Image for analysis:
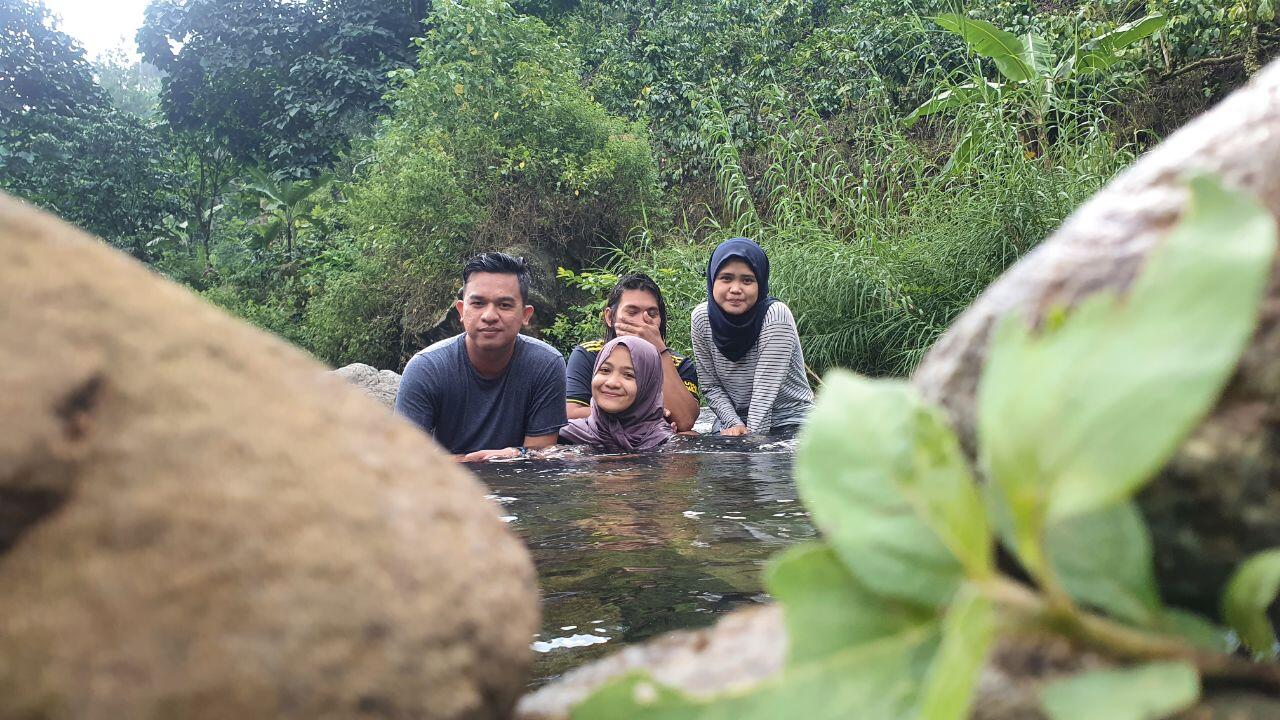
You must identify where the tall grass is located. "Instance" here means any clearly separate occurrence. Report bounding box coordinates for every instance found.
[601,85,1135,377]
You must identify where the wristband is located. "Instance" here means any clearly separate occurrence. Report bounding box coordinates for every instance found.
[516,446,529,458]
[659,348,672,355]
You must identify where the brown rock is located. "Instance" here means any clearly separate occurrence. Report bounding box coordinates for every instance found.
[911,59,1280,615]
[0,194,539,719]
[332,363,402,408]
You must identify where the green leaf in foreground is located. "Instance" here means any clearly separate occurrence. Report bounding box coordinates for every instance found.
[978,175,1277,578]
[918,587,995,720]
[1159,608,1229,653]
[1040,662,1200,720]
[1046,501,1162,627]
[765,543,935,665]
[570,627,936,720]
[797,372,990,606]
[1222,548,1280,655]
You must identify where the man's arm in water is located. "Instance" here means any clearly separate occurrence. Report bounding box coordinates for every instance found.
[459,433,557,462]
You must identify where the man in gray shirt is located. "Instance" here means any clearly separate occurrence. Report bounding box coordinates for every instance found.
[394,253,566,461]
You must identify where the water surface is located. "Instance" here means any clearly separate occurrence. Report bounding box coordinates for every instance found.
[471,433,816,685]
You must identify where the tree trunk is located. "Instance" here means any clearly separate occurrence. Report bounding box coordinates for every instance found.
[1247,24,1262,76]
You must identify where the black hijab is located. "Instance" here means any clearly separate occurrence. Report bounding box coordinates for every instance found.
[706,237,776,362]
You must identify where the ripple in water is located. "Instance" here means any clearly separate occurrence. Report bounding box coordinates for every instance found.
[470,432,816,685]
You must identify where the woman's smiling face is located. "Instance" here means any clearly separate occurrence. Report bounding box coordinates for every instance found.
[591,345,637,414]
[711,259,759,315]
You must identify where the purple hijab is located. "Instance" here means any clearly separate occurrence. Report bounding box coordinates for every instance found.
[559,336,674,452]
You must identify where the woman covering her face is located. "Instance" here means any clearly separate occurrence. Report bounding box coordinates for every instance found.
[690,237,814,436]
[558,336,675,452]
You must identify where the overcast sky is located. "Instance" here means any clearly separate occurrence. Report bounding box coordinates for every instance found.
[44,0,151,60]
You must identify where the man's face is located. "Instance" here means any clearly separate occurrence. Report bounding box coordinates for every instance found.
[605,289,661,333]
[456,272,532,352]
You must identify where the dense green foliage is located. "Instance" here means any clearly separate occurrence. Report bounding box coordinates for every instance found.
[285,0,660,366]
[92,48,163,118]
[137,0,429,174]
[1,0,178,257]
[573,175,1280,720]
[2,106,181,258]
[2,0,1277,372]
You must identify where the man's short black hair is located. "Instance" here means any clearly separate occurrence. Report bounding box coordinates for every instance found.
[604,272,668,341]
[461,252,531,304]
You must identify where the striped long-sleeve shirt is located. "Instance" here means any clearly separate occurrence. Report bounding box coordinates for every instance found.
[691,301,814,432]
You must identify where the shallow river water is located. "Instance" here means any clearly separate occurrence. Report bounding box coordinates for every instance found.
[470,433,817,685]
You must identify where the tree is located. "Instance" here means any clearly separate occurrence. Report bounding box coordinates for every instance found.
[2,108,182,257]
[0,0,107,120]
[0,0,178,257]
[304,0,661,366]
[174,133,235,274]
[93,46,163,117]
[137,0,430,176]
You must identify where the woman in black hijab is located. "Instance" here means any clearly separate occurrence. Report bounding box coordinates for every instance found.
[690,238,814,436]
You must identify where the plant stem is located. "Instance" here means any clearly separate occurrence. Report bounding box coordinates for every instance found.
[982,576,1280,693]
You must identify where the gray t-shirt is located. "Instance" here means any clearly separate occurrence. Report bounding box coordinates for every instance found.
[394,333,567,454]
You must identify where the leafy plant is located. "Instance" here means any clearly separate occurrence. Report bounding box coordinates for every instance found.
[906,11,1167,161]
[137,0,427,176]
[241,167,332,256]
[544,267,619,352]
[571,175,1279,719]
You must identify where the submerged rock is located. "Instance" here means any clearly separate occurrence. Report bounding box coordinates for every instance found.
[332,362,402,408]
[911,58,1280,616]
[0,195,538,719]
[517,605,785,719]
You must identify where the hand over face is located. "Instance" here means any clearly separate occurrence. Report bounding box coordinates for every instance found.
[613,315,665,352]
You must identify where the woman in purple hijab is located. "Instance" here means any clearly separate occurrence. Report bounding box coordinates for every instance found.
[558,336,675,452]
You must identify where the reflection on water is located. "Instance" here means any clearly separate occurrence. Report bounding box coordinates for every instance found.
[471,433,816,685]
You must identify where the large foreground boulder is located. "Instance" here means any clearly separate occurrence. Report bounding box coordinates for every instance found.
[0,195,539,719]
[912,59,1280,616]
